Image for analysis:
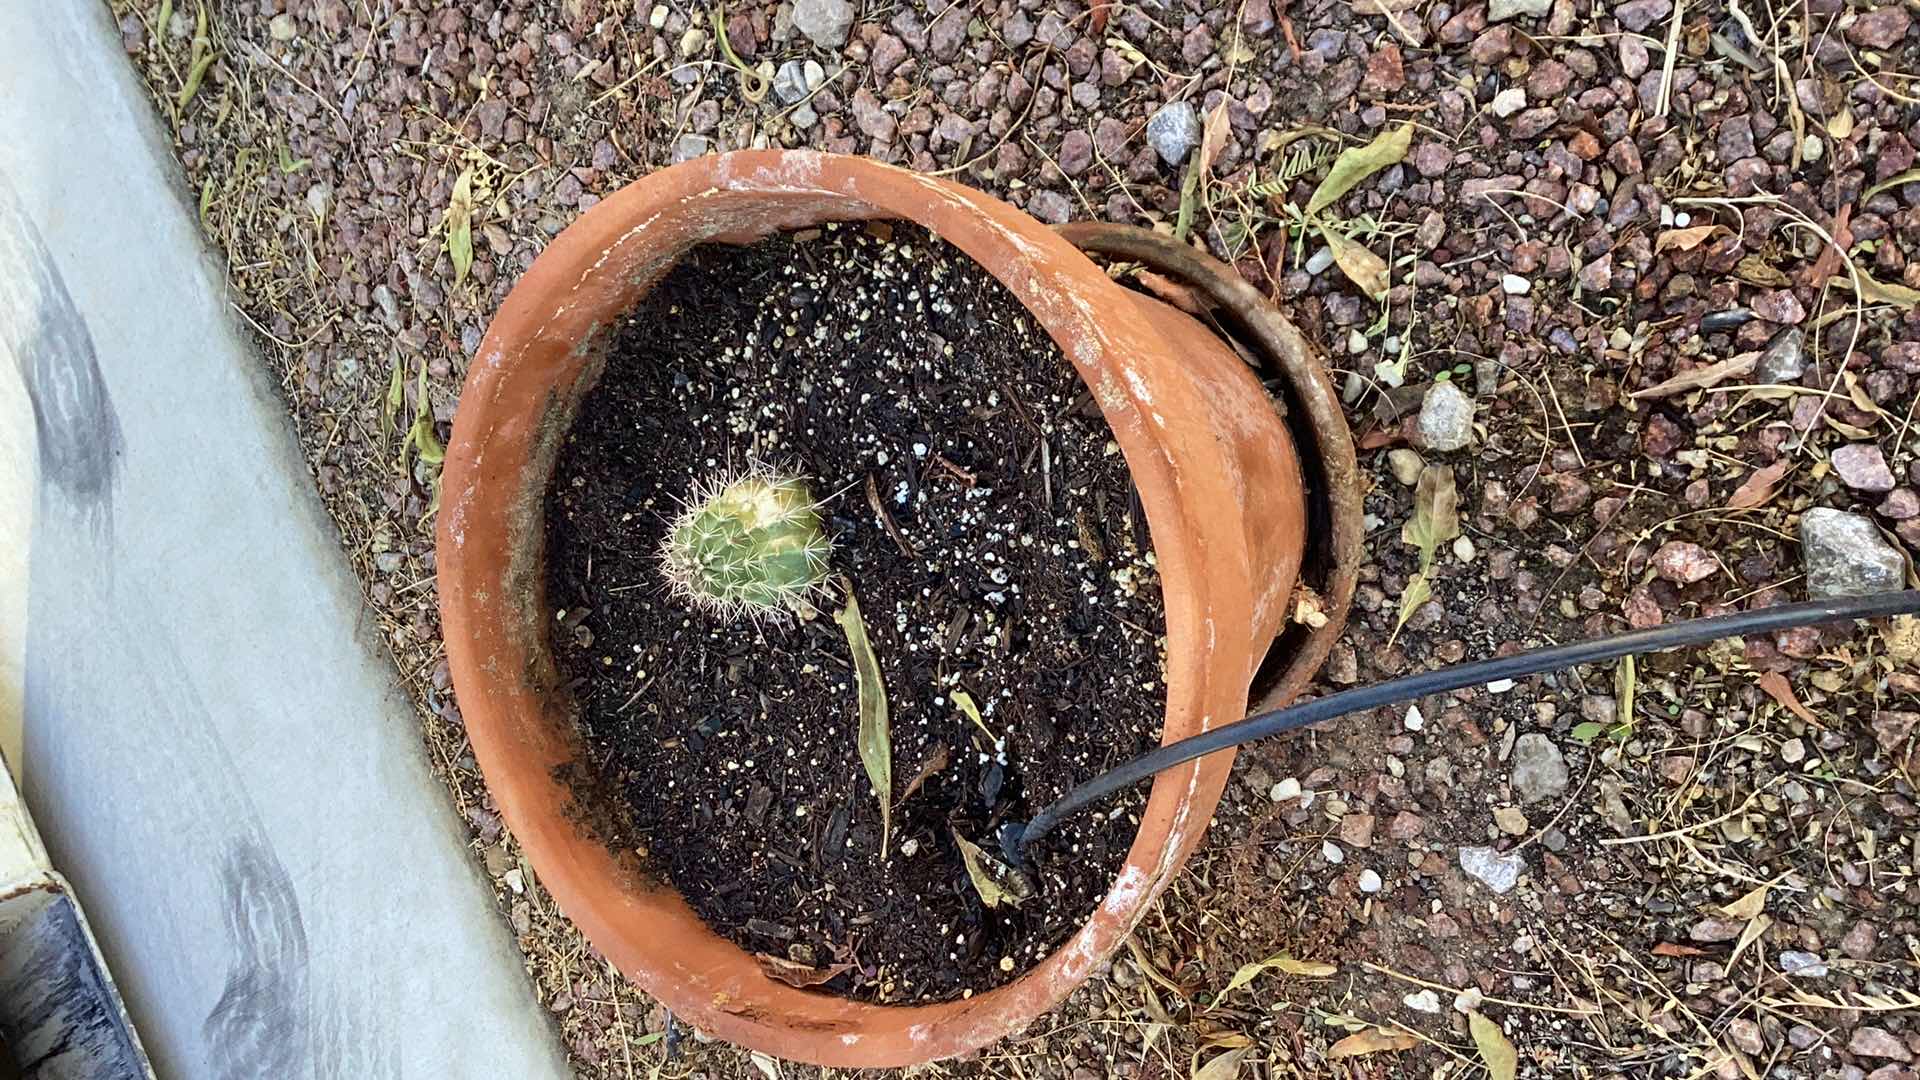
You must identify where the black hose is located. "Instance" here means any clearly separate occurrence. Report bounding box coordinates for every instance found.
[1002,590,1920,861]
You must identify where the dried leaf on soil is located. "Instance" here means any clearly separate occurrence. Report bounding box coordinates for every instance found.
[1402,464,1460,567]
[1735,255,1793,287]
[953,689,994,740]
[952,829,1031,909]
[749,1051,781,1079]
[1656,224,1721,252]
[755,953,853,988]
[1468,1012,1518,1080]
[1727,460,1790,510]
[1199,101,1231,177]
[1389,572,1431,648]
[1756,671,1819,725]
[1652,941,1709,957]
[1191,1046,1252,1080]
[1628,352,1757,398]
[1327,1027,1421,1057]
[897,743,950,805]
[1307,122,1412,216]
[835,586,892,856]
[1218,952,1337,1001]
[447,165,475,287]
[1858,271,1920,309]
[1321,228,1390,300]
[1721,883,1770,921]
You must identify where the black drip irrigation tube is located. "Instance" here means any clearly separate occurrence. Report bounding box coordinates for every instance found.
[1001,590,1920,864]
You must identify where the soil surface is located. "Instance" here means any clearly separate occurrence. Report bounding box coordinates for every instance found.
[543,221,1165,1002]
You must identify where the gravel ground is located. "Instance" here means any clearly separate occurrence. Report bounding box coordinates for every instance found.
[108,0,1920,1075]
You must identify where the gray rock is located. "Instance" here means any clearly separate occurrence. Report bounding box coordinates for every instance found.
[1510,734,1569,803]
[1800,507,1906,598]
[670,134,711,162]
[790,102,818,129]
[1415,380,1475,451]
[1779,950,1827,977]
[1755,326,1804,383]
[1459,846,1523,894]
[791,0,852,48]
[1145,101,1200,166]
[773,59,810,104]
[1489,0,1552,19]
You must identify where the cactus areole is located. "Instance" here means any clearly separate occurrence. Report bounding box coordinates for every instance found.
[661,468,831,620]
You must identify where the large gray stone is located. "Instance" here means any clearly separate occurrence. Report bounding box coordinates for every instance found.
[791,0,853,48]
[1801,508,1906,598]
[1754,326,1804,383]
[1415,379,1476,451]
[1459,846,1523,894]
[1510,734,1569,803]
[1146,100,1200,166]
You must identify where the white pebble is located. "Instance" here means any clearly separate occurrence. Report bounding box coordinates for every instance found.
[1486,678,1516,693]
[1358,868,1383,893]
[1322,841,1345,864]
[1453,534,1477,563]
[1270,777,1302,802]
[1404,989,1442,1013]
[1404,705,1425,732]
[1305,246,1335,275]
[1500,273,1532,295]
[1674,211,1691,227]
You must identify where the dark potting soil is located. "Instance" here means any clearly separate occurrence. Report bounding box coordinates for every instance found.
[543,221,1166,1003]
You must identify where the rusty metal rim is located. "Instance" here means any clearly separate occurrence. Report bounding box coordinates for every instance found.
[1054,222,1363,715]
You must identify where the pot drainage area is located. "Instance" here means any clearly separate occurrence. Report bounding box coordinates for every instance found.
[543,220,1162,1002]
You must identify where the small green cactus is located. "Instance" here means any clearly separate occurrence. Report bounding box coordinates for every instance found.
[660,466,833,621]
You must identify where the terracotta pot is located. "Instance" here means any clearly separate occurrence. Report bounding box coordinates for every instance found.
[437,151,1307,1067]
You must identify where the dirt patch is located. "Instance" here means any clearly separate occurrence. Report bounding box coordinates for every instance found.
[543,220,1164,1002]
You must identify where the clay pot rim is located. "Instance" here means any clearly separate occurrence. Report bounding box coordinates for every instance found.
[1052,222,1361,712]
[437,151,1301,1066]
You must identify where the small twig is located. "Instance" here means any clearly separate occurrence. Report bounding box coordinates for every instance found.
[1655,0,1685,118]
[865,473,915,557]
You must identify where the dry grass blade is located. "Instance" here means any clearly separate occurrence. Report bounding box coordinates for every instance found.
[1468,1011,1518,1080]
[1628,353,1758,399]
[1306,122,1411,216]
[834,584,891,856]
[1864,167,1920,202]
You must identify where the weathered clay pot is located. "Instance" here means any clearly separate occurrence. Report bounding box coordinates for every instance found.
[437,150,1306,1066]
